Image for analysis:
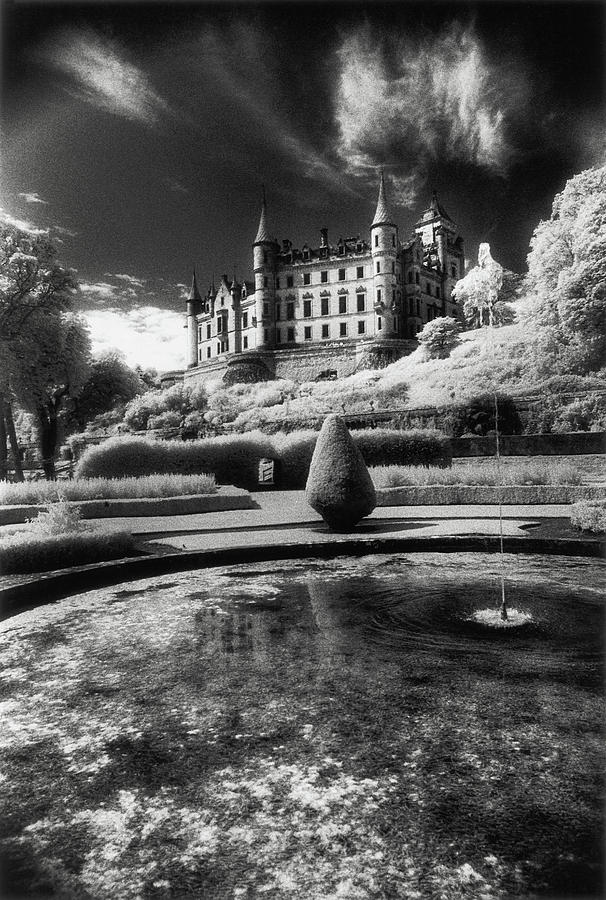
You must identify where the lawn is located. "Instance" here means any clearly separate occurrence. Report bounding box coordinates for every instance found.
[0,553,603,899]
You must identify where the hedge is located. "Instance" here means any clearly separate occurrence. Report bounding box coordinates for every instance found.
[76,433,274,490]
[75,429,451,491]
[0,530,136,575]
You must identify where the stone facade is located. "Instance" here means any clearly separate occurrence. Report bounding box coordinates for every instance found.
[184,175,464,386]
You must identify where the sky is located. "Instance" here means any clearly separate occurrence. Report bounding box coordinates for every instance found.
[1,0,605,371]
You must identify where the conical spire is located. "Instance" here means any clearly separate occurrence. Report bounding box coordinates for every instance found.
[254,186,272,243]
[372,171,395,227]
[188,268,201,301]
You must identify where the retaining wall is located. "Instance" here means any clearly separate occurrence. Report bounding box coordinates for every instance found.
[451,432,605,457]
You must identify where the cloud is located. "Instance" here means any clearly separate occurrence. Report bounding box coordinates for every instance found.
[18,192,48,205]
[79,281,120,303]
[0,209,48,235]
[108,273,146,288]
[38,27,170,126]
[333,23,528,205]
[82,306,184,371]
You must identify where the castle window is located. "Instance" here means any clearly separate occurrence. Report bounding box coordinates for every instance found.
[377,316,382,330]
[264,328,269,343]
[275,302,281,321]
[436,286,440,299]
[221,296,224,306]
[451,264,457,279]
[338,268,346,281]
[374,235,378,247]
[217,342,221,354]
[263,276,268,288]
[263,252,267,264]
[198,347,202,361]
[304,273,311,285]
[339,322,347,337]
[287,275,294,288]
[376,261,381,274]
[391,262,395,273]
[263,302,269,316]
[224,338,229,351]
[198,326,202,342]
[287,327,295,342]
[357,294,365,312]
[303,247,310,260]
[207,347,211,358]
[357,320,365,335]
[357,266,364,278]
[217,318,223,333]
[242,312,248,329]
[415,272,420,285]
[321,270,328,283]
[408,271,413,284]
[322,324,329,338]
[416,299,421,316]
[339,296,347,314]
[276,329,281,344]
[394,316,398,331]
[321,297,329,316]
[207,324,211,339]
[409,299,413,314]
[287,301,295,320]
[303,299,312,318]
[304,326,312,341]
[377,288,382,303]
[426,282,431,294]
[243,336,248,349]
[276,277,280,289]
[392,234,396,247]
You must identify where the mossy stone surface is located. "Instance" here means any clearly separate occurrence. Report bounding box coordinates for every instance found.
[305,415,376,531]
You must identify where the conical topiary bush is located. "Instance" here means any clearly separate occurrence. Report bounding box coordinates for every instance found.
[305,415,376,531]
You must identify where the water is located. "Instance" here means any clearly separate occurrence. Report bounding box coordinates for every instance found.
[1,553,604,899]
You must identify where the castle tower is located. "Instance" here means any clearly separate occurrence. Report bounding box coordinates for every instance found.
[186,269,202,367]
[414,192,463,309]
[252,190,278,350]
[370,172,398,338]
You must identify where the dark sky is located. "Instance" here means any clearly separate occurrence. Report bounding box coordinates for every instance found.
[1,0,604,368]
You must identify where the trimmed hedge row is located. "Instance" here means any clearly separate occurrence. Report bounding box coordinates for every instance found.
[0,530,136,575]
[76,428,451,491]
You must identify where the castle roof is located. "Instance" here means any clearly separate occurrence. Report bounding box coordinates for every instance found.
[371,171,395,227]
[416,191,455,227]
[254,191,274,244]
[187,269,201,302]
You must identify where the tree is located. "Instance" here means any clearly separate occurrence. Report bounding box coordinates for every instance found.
[452,243,507,328]
[72,351,144,429]
[417,316,461,359]
[521,164,606,373]
[0,223,90,479]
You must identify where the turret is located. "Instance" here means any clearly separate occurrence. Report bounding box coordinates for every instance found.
[186,269,202,368]
[252,189,278,350]
[414,191,462,308]
[370,172,398,338]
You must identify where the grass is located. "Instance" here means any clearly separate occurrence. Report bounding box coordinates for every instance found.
[0,473,217,506]
[0,554,602,899]
[370,460,582,488]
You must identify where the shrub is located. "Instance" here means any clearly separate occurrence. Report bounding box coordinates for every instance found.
[75,433,274,490]
[273,431,319,489]
[570,499,606,534]
[147,410,182,431]
[551,394,606,433]
[418,316,461,359]
[450,393,522,437]
[305,416,376,531]
[0,530,135,574]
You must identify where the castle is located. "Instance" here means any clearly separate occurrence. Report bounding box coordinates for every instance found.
[184,174,464,386]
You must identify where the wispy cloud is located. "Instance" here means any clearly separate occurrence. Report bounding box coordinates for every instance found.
[82,306,184,370]
[0,209,48,235]
[108,273,146,288]
[334,23,528,205]
[18,192,48,205]
[38,27,170,126]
